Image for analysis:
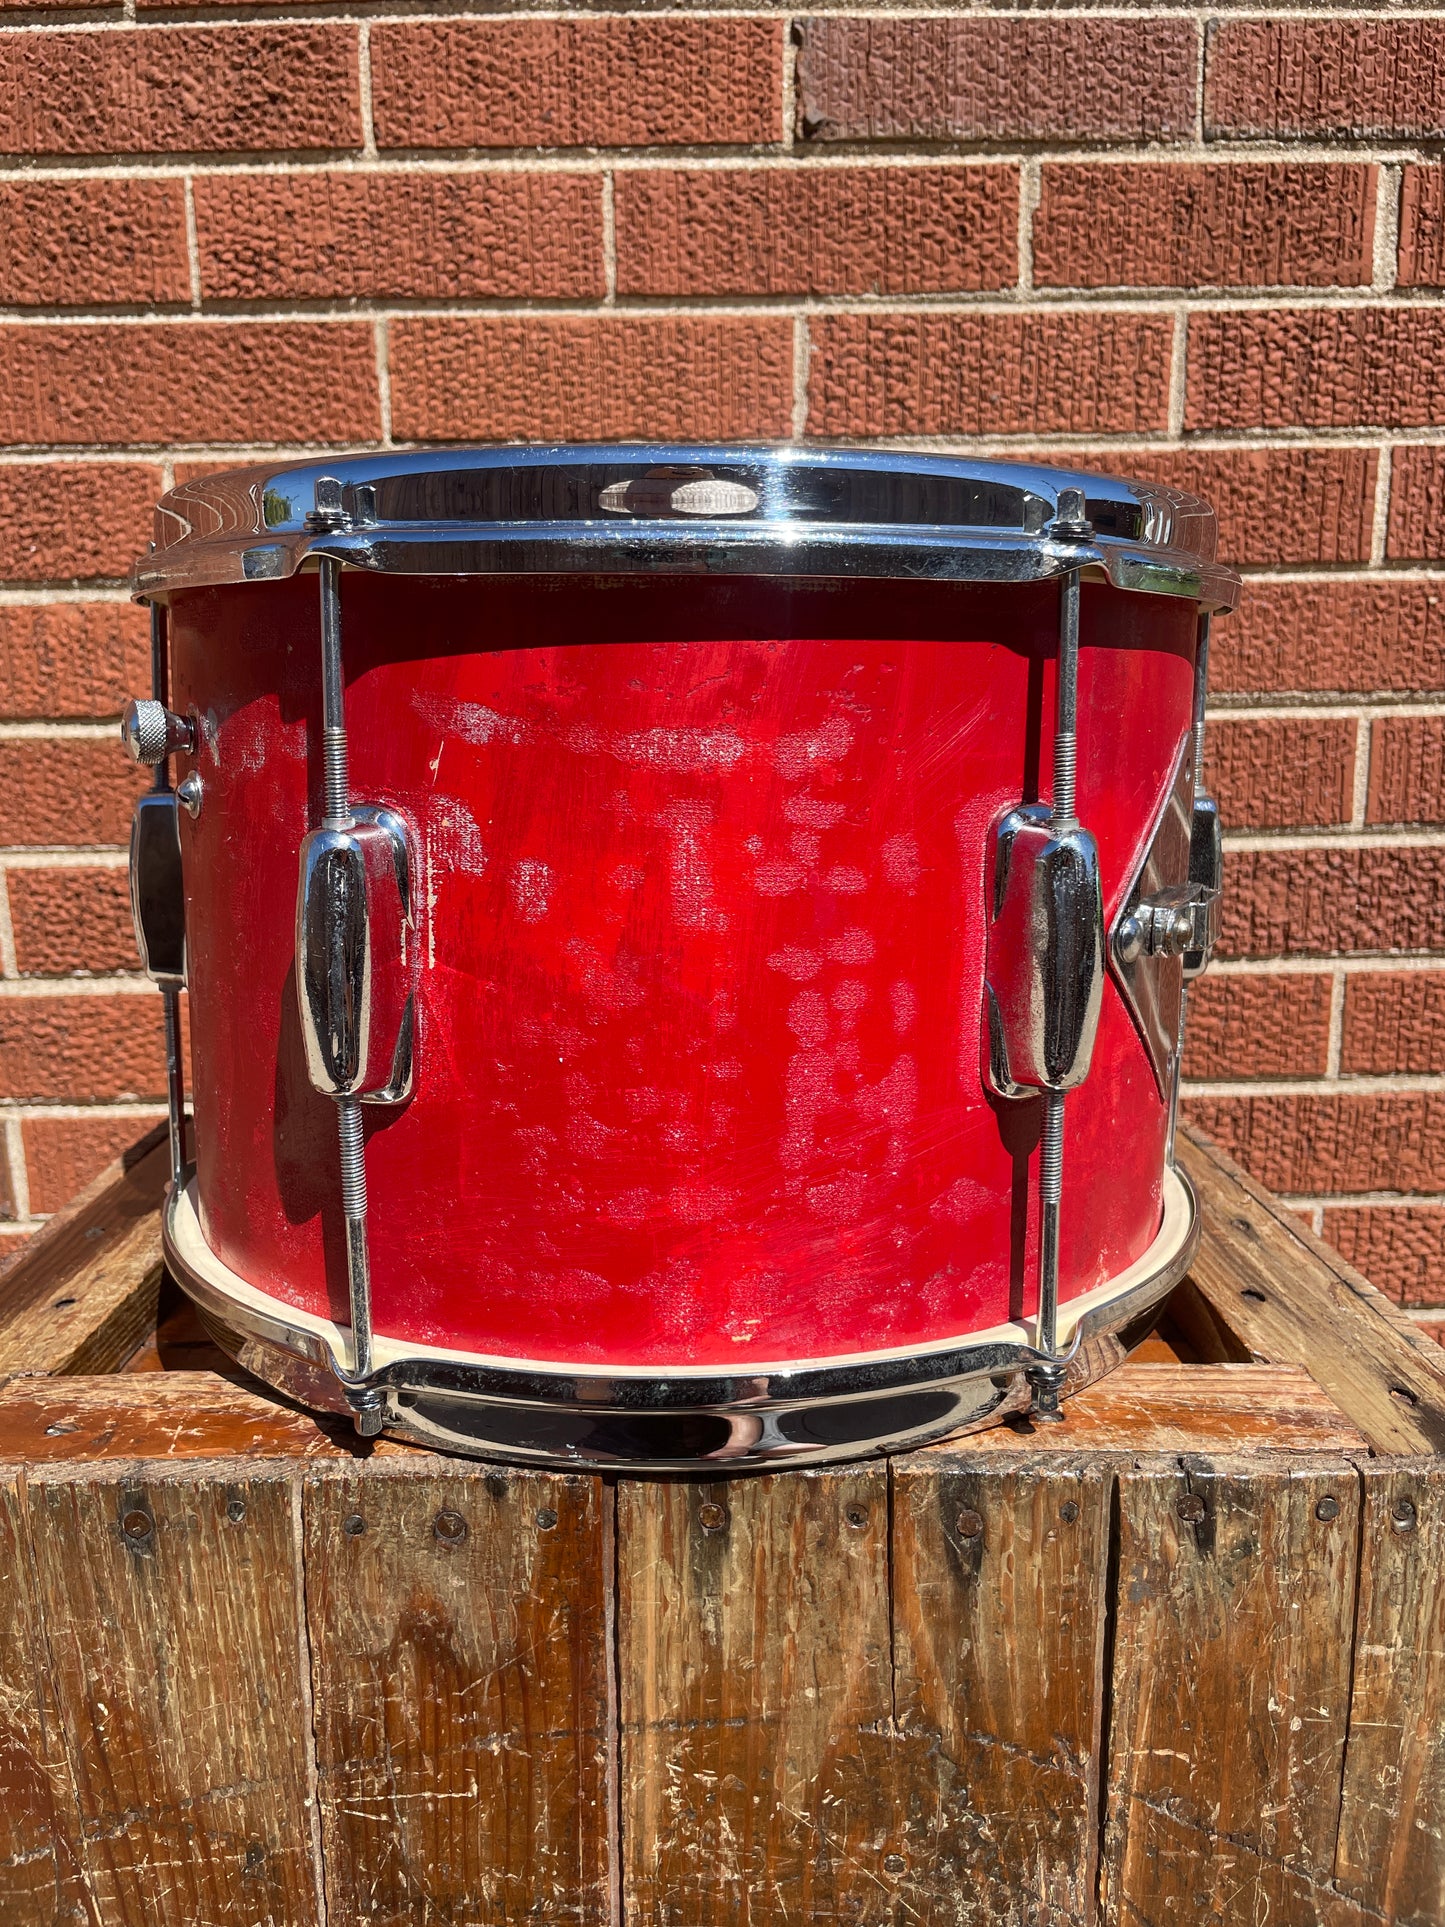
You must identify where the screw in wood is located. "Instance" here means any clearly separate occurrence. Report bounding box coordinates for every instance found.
[882,1855,906,1875]
[122,1509,153,1543]
[226,1497,247,1525]
[1176,1493,1206,1525]
[434,1509,468,1546]
[536,1508,558,1532]
[342,1513,366,1537]
[698,1501,729,1533]
[1059,1500,1080,1524]
[845,1503,868,1529]
[956,1509,983,1539]
[1315,1496,1340,1522]
[1391,1498,1418,1533]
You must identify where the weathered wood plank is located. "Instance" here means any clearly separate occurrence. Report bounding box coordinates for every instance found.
[889,1450,1110,1924]
[303,1462,611,1926]
[619,1465,896,1926]
[1334,1459,1445,1925]
[1179,1127,1445,1454]
[1103,1453,1361,1923]
[0,1124,168,1378]
[959,1362,1365,1456]
[0,1474,93,1925]
[15,1468,320,1926]
[0,1370,350,1464]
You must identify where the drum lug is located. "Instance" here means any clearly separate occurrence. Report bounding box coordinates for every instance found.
[1184,792,1222,981]
[983,805,1104,1101]
[296,805,417,1105]
[128,790,186,989]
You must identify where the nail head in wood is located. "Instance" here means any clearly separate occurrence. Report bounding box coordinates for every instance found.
[434,1508,468,1546]
[698,1501,728,1533]
[1176,1493,1206,1525]
[956,1508,983,1539]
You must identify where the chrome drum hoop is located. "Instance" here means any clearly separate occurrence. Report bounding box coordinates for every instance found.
[163,1168,1200,1471]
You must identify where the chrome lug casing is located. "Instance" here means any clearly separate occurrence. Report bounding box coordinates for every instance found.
[296,805,417,1105]
[128,791,186,989]
[983,804,1104,1100]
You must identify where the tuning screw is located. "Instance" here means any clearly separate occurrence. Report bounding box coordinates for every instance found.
[121,698,195,764]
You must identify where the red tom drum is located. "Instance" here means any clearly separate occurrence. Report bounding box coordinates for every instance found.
[123,448,1238,1466]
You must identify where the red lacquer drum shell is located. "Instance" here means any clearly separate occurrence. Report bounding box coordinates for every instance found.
[128,449,1238,1466]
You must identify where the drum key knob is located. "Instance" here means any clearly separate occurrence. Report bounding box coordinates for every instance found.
[121,697,195,765]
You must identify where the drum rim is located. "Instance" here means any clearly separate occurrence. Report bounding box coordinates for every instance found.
[132,443,1241,614]
[163,1164,1200,1467]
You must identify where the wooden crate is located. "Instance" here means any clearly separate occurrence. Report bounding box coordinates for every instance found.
[1,1124,1442,1926]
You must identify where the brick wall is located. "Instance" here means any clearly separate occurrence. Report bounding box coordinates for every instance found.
[1,5,1442,1345]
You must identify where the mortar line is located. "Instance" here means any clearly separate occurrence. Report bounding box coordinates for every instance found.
[2,1113,30,1219]
[1327,969,1347,1077]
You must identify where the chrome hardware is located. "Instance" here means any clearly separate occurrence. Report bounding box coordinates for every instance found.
[984,806,1104,1097]
[1115,880,1220,966]
[296,808,416,1103]
[164,1163,1201,1469]
[296,556,415,1433]
[133,448,1241,616]
[1184,792,1222,981]
[980,490,1102,1420]
[176,771,203,819]
[129,792,185,988]
[121,697,195,765]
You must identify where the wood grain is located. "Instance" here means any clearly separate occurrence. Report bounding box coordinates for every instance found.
[1103,1453,1361,1921]
[1179,1127,1445,1454]
[618,1465,897,1926]
[16,1468,320,1925]
[0,1474,92,1925]
[959,1362,1365,1455]
[0,1124,168,1378]
[889,1449,1110,1924]
[303,1462,611,1926]
[0,1369,350,1464]
[1334,1458,1445,1925]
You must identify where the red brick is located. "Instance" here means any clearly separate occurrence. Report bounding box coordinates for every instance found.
[1187,309,1445,432]
[8,865,138,975]
[1187,1092,1445,1196]
[0,323,379,447]
[1208,716,1356,831]
[1183,973,1333,1079]
[0,464,159,582]
[796,18,1195,144]
[0,179,189,308]
[0,27,361,156]
[615,165,1017,298]
[22,1114,166,1217]
[0,994,166,1101]
[390,317,793,444]
[1366,717,1445,826]
[0,604,149,720]
[1220,845,1445,960]
[1399,167,1445,290]
[1341,971,1445,1074]
[1034,163,1375,292]
[195,171,604,303]
[1061,448,1377,567]
[1323,1207,1445,1308]
[1206,21,1445,141]
[808,313,1173,438]
[0,743,145,847]
[1388,446,1445,561]
[371,19,780,152]
[1213,580,1445,697]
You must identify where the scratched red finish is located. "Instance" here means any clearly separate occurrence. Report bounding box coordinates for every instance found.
[169,570,1195,1367]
